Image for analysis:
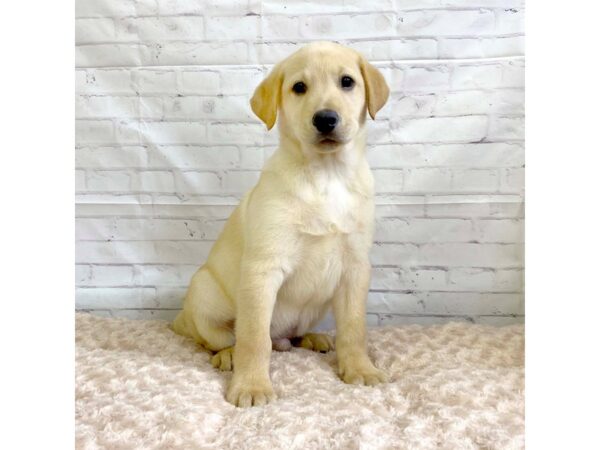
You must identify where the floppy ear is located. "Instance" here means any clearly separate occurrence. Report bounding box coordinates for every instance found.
[359,57,390,120]
[250,65,283,130]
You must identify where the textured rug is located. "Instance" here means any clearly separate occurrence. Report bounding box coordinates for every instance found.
[75,313,524,450]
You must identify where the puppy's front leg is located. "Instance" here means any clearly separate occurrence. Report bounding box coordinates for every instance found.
[333,260,388,386]
[227,261,284,407]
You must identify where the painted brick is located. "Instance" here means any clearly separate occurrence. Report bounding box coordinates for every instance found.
[488,116,525,141]
[76,287,157,309]
[76,146,147,168]
[206,16,259,40]
[300,14,396,39]
[418,292,524,315]
[174,171,222,194]
[473,219,524,243]
[450,169,499,193]
[177,71,221,96]
[76,43,153,68]
[162,96,253,121]
[81,309,180,321]
[219,68,264,95]
[250,42,299,65]
[502,60,525,88]
[139,122,206,145]
[389,94,436,117]
[76,218,115,241]
[104,219,223,241]
[403,66,451,92]
[350,39,438,61]
[426,195,524,218]
[262,0,394,14]
[261,16,302,40]
[447,268,495,292]
[439,36,524,58]
[370,243,420,266]
[373,169,404,193]
[397,9,495,37]
[207,123,266,145]
[475,316,524,326]
[76,241,213,264]
[417,243,523,268]
[375,200,426,218]
[367,292,423,315]
[403,168,453,193]
[76,265,92,285]
[490,89,525,115]
[493,269,524,292]
[76,18,115,44]
[76,170,86,191]
[131,171,176,192]
[116,16,204,42]
[76,96,163,120]
[371,268,448,290]
[76,0,159,18]
[159,0,250,15]
[451,64,504,90]
[155,287,188,308]
[494,8,525,35]
[378,315,474,326]
[76,120,115,145]
[499,168,525,194]
[390,116,488,144]
[368,143,524,168]
[134,264,198,287]
[115,119,143,144]
[153,42,249,66]
[86,170,131,192]
[431,90,485,116]
[241,147,265,169]
[147,146,240,169]
[133,69,178,94]
[76,69,134,95]
[90,265,136,286]
[375,218,472,243]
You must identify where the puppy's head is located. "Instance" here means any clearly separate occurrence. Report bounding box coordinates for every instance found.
[251,42,389,154]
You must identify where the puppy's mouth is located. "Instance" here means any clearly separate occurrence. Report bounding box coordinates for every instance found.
[319,137,341,146]
[315,135,346,152]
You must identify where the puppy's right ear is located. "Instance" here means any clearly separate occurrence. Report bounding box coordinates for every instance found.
[250,65,282,130]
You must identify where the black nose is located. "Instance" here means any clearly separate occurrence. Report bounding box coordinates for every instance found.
[312,109,339,134]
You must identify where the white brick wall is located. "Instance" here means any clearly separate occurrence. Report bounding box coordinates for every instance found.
[75,0,525,326]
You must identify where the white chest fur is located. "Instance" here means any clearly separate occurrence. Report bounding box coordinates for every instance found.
[296,168,359,236]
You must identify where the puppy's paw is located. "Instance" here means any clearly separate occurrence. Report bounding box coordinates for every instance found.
[339,361,388,386]
[294,333,335,353]
[211,346,234,371]
[226,378,276,407]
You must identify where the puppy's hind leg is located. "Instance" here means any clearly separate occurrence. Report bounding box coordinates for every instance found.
[177,267,237,363]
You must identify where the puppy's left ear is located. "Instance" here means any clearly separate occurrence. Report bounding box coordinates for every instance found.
[250,64,283,130]
[359,57,390,120]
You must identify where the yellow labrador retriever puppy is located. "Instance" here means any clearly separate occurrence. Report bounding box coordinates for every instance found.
[172,41,389,407]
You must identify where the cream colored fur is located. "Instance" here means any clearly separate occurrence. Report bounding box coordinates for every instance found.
[172,42,390,407]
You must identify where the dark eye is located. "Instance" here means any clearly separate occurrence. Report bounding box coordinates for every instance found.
[292,81,306,94]
[341,76,355,90]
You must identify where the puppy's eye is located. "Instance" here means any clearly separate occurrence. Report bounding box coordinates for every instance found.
[292,81,307,94]
[341,76,355,90]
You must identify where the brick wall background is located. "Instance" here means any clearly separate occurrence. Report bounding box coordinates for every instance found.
[75,0,525,326]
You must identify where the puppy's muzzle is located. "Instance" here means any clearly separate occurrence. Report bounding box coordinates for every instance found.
[312,109,339,134]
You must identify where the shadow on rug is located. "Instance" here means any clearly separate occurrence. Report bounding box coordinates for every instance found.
[75,312,524,449]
